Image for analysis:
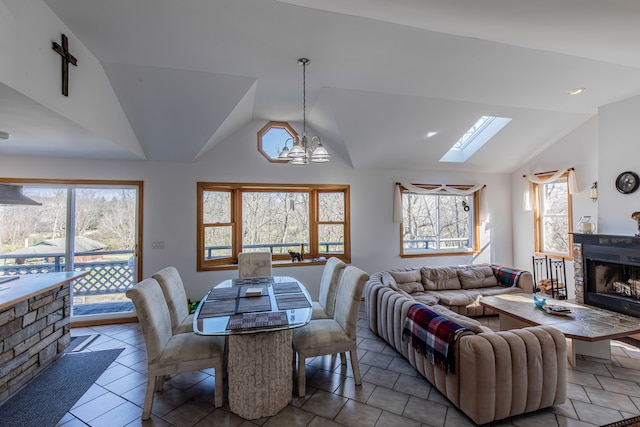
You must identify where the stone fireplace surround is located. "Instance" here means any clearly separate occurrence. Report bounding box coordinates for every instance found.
[573,233,640,318]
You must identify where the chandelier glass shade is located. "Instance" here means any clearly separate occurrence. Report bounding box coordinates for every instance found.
[278,58,330,165]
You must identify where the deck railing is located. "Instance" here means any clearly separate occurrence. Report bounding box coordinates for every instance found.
[0,250,134,296]
[204,242,345,259]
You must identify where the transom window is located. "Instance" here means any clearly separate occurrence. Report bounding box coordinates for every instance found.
[533,172,573,256]
[197,183,350,270]
[257,121,298,163]
[399,184,480,256]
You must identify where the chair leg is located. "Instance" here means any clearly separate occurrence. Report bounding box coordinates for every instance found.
[340,352,347,365]
[155,375,165,392]
[142,374,157,420]
[214,364,223,408]
[349,348,362,386]
[297,353,307,398]
[292,347,297,377]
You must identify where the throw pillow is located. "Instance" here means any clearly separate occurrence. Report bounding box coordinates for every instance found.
[421,267,462,291]
[389,270,424,293]
[457,264,498,289]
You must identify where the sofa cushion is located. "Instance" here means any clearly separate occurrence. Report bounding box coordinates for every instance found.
[408,292,440,306]
[428,289,475,306]
[421,267,461,291]
[457,265,498,289]
[389,270,424,293]
[465,286,523,299]
[428,304,490,334]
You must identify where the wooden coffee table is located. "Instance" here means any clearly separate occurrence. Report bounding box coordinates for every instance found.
[480,293,640,366]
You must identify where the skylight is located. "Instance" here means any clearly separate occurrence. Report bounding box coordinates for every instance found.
[440,116,512,163]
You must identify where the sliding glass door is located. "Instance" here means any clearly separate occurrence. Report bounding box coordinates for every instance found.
[0,181,142,319]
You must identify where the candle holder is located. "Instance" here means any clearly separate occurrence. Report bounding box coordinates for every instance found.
[576,216,596,234]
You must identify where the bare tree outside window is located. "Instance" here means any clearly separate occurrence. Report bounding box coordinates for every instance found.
[197,183,350,270]
[0,182,141,317]
[242,192,309,254]
[401,192,473,253]
[538,180,570,254]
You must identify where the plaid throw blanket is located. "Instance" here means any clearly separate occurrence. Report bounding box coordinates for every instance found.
[491,264,524,287]
[401,305,469,374]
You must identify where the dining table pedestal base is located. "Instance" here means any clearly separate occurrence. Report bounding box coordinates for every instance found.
[227,329,293,419]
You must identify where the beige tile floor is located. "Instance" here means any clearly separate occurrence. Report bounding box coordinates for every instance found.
[56,308,640,427]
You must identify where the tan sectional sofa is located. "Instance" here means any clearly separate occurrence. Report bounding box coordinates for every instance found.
[365,264,567,425]
[374,263,534,316]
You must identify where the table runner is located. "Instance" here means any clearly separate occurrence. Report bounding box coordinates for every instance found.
[233,277,274,286]
[239,285,268,297]
[237,295,272,313]
[226,312,289,330]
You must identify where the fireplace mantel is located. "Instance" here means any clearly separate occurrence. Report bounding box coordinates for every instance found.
[572,233,640,249]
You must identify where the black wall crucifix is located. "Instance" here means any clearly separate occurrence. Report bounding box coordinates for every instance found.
[51,34,77,97]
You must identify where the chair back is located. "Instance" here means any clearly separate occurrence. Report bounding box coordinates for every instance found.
[238,251,272,278]
[333,266,369,339]
[153,266,189,331]
[125,278,173,362]
[317,257,346,318]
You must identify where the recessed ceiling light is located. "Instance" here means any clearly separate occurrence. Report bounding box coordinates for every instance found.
[426,131,438,138]
[566,87,586,95]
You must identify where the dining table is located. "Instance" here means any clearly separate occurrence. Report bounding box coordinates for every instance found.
[193,275,312,419]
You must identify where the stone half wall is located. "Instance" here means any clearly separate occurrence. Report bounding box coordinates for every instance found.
[573,243,584,304]
[0,283,70,405]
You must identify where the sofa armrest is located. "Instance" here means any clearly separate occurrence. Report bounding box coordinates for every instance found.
[491,264,534,293]
[457,326,567,425]
[515,271,534,293]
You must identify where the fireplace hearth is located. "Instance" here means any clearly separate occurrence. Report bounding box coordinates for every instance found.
[573,233,640,318]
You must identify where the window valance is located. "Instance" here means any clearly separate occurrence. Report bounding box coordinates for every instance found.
[393,182,486,224]
[522,168,578,211]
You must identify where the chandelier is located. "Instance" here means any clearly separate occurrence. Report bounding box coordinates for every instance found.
[278,58,330,164]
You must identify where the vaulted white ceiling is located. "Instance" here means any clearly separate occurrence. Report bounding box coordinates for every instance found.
[4,0,640,172]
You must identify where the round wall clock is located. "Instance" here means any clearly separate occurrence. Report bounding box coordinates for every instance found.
[615,171,640,194]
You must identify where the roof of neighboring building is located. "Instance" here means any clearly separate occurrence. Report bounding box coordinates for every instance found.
[6,236,107,255]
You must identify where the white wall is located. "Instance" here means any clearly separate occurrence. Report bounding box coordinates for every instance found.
[0,0,143,157]
[597,95,640,235]
[511,116,599,298]
[513,94,640,299]
[0,120,514,301]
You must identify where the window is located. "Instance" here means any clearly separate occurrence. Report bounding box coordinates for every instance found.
[440,116,512,163]
[399,184,480,256]
[197,183,350,270]
[257,121,298,163]
[0,179,142,319]
[533,172,573,256]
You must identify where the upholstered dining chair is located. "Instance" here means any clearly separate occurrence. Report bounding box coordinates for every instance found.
[152,266,193,334]
[292,265,370,397]
[126,278,225,420]
[238,251,272,278]
[311,257,346,320]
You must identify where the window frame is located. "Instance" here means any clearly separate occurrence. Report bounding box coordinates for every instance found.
[257,121,298,163]
[399,184,481,258]
[197,182,350,271]
[532,171,574,259]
